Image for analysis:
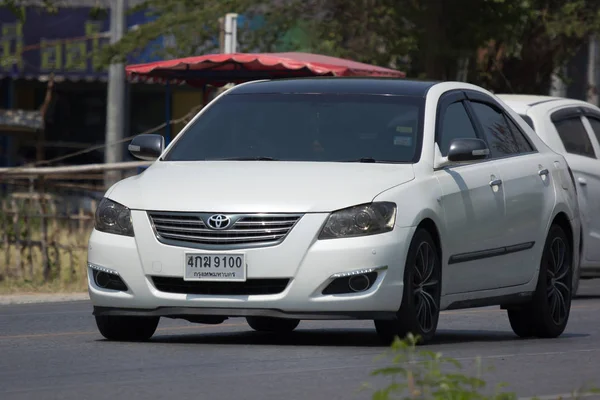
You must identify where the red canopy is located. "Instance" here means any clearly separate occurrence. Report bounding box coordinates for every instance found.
[126,52,406,87]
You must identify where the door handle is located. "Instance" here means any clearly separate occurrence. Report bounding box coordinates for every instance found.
[489,179,503,187]
[538,168,549,177]
[578,177,587,186]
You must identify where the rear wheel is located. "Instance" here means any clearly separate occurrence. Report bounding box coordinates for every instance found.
[95,315,160,341]
[374,228,442,345]
[507,224,573,338]
[246,316,300,332]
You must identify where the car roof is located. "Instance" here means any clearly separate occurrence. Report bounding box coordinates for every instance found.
[495,93,600,114]
[495,94,563,106]
[228,77,441,97]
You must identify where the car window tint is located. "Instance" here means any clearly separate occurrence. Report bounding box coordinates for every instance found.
[506,116,534,152]
[470,101,520,157]
[585,117,600,145]
[553,117,596,158]
[438,101,478,156]
[163,93,424,163]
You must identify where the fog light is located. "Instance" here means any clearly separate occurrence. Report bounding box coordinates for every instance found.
[89,263,128,291]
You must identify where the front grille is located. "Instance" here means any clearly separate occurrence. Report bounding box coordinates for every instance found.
[151,276,290,295]
[147,212,302,248]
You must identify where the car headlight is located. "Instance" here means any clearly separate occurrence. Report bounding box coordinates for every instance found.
[318,202,396,239]
[94,198,134,237]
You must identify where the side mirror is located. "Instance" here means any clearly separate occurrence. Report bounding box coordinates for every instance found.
[447,138,490,162]
[128,134,165,161]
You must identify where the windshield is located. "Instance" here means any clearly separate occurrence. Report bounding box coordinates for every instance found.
[163,93,424,163]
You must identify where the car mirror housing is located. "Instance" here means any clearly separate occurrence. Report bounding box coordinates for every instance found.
[447,138,490,162]
[128,134,165,161]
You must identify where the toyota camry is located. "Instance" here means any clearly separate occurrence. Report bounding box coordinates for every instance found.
[88,77,580,344]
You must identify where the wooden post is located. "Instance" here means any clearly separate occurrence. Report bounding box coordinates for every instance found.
[10,198,22,277]
[35,178,50,281]
[26,179,34,279]
[67,201,74,276]
[48,199,60,280]
[78,205,85,237]
[1,199,7,280]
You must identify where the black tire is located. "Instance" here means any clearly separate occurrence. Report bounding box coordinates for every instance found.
[374,228,442,345]
[95,315,159,341]
[507,224,573,339]
[246,316,300,332]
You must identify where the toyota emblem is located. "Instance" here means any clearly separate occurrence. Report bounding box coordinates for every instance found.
[207,214,231,230]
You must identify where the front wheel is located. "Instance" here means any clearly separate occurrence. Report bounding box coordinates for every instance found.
[507,224,573,338]
[374,228,442,345]
[95,315,160,341]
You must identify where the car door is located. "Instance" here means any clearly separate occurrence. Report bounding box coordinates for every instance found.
[464,91,554,288]
[433,91,507,294]
[559,109,600,264]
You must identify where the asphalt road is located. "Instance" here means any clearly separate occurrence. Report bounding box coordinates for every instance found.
[1,282,600,400]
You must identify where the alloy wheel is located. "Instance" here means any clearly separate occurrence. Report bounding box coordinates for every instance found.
[413,241,440,333]
[546,236,571,326]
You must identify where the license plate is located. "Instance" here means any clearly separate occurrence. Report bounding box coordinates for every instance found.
[184,253,246,282]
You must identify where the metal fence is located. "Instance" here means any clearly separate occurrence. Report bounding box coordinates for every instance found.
[0,162,150,285]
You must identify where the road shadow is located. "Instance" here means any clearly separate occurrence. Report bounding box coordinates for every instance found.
[137,327,588,347]
[575,294,600,300]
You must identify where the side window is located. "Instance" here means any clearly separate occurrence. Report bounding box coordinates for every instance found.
[553,117,596,158]
[469,101,520,157]
[519,114,535,130]
[585,116,600,146]
[438,101,478,156]
[505,116,534,153]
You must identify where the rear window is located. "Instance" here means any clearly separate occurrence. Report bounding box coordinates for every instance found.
[164,93,425,163]
[553,117,596,158]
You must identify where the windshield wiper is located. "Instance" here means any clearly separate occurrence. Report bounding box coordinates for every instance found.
[340,157,378,163]
[212,156,279,161]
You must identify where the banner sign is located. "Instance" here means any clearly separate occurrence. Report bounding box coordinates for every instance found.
[0,7,164,80]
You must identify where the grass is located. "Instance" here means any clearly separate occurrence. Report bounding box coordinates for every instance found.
[0,223,91,294]
[0,278,88,295]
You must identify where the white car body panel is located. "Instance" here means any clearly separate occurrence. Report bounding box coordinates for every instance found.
[107,161,415,213]
[88,80,581,326]
[499,93,600,278]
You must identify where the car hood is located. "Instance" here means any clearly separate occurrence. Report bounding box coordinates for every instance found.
[106,161,415,213]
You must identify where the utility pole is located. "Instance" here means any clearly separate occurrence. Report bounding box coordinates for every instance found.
[104,0,126,188]
[213,13,238,101]
[587,35,598,106]
[223,13,238,54]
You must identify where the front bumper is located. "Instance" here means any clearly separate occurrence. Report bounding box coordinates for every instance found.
[87,210,415,320]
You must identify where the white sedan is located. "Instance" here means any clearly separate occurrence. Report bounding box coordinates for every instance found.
[88,78,580,344]
[498,94,600,292]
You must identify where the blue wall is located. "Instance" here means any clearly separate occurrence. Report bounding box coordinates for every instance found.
[0,7,164,80]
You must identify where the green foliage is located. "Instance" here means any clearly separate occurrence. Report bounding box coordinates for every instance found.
[0,0,58,21]
[3,0,600,93]
[365,333,598,400]
[365,334,517,400]
[96,0,292,65]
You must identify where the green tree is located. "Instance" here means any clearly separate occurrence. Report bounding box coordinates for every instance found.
[3,0,600,95]
[475,0,600,94]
